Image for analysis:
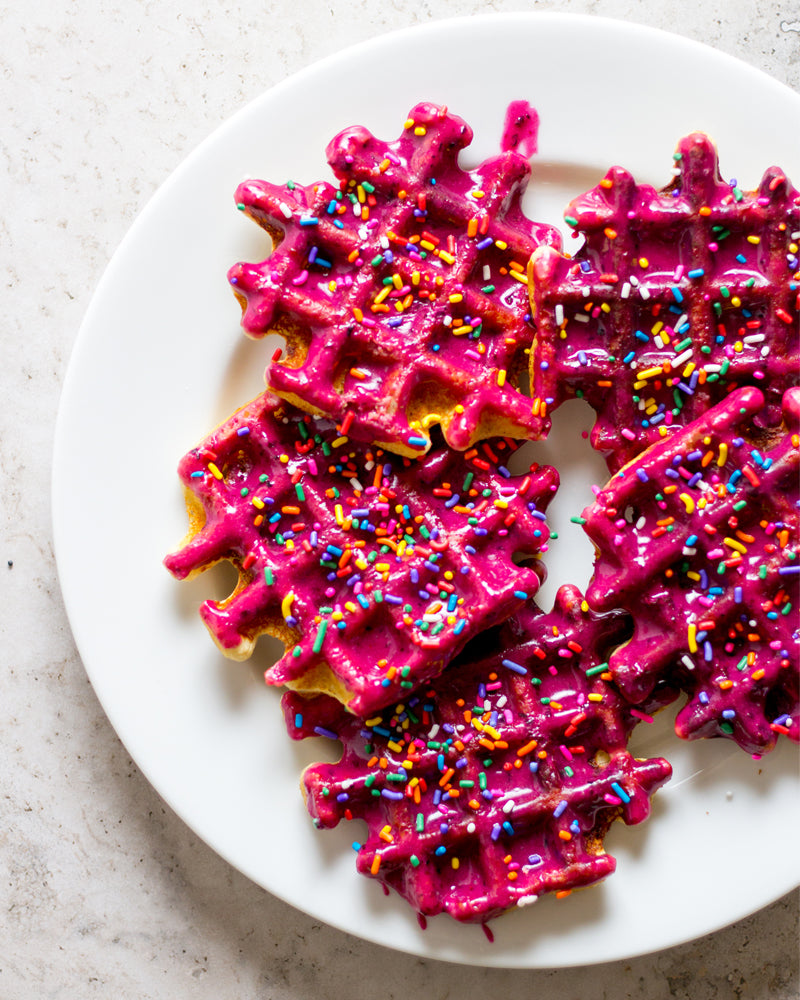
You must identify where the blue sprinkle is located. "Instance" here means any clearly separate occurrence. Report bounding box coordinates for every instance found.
[611,781,630,803]
[502,658,528,675]
[553,800,568,818]
[513,590,528,600]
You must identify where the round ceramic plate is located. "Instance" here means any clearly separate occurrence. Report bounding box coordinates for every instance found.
[53,13,800,968]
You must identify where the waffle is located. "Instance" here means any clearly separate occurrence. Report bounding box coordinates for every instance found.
[282,584,672,924]
[228,102,560,458]
[583,386,800,754]
[164,392,558,715]
[529,133,800,471]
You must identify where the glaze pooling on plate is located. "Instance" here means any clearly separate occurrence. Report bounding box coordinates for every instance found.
[530,133,800,471]
[228,102,560,457]
[583,386,800,754]
[283,585,671,923]
[164,392,558,715]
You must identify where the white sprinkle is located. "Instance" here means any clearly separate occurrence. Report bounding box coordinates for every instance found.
[743,333,765,344]
[279,203,293,219]
[482,264,491,280]
[555,303,564,326]
[635,516,646,529]
[671,348,693,368]
[621,282,631,299]
[380,235,389,249]
[574,313,590,323]
[349,478,363,491]
[681,654,696,671]
[703,364,721,373]
[639,285,651,300]
[761,345,771,357]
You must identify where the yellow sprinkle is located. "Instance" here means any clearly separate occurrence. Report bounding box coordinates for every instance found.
[449,293,464,303]
[587,693,603,702]
[438,251,456,265]
[679,493,696,514]
[251,496,265,509]
[495,240,508,250]
[374,286,391,304]
[331,436,348,448]
[496,369,507,387]
[723,537,748,554]
[414,126,427,137]
[746,235,761,244]
[493,499,509,509]
[334,504,344,525]
[208,462,223,480]
[717,442,728,467]
[688,623,698,653]
[281,592,295,619]
[636,366,664,380]
[471,189,485,199]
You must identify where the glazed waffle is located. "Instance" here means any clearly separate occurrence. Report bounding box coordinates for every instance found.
[283,585,671,923]
[164,392,557,715]
[229,102,559,457]
[583,386,799,754]
[530,133,800,470]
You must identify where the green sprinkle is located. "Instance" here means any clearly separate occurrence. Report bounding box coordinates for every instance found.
[586,662,609,677]
[295,483,306,502]
[312,620,328,654]
[571,516,587,525]
[265,567,274,585]
[410,855,420,867]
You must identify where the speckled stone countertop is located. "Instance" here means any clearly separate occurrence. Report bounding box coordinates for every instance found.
[2,1,798,996]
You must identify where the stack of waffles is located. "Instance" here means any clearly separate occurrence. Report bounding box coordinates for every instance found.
[165,104,799,925]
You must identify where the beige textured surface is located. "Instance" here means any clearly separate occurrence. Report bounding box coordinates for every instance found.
[2,0,798,994]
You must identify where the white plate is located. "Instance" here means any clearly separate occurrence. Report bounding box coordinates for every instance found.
[53,13,800,968]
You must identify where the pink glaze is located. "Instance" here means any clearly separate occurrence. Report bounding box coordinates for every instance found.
[583,386,800,753]
[165,393,558,715]
[500,100,539,159]
[530,133,800,472]
[283,585,671,924]
[228,102,560,456]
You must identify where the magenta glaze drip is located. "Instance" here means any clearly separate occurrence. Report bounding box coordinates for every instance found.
[583,386,800,754]
[228,102,560,457]
[164,392,558,716]
[500,100,539,159]
[282,585,671,924]
[530,133,800,472]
